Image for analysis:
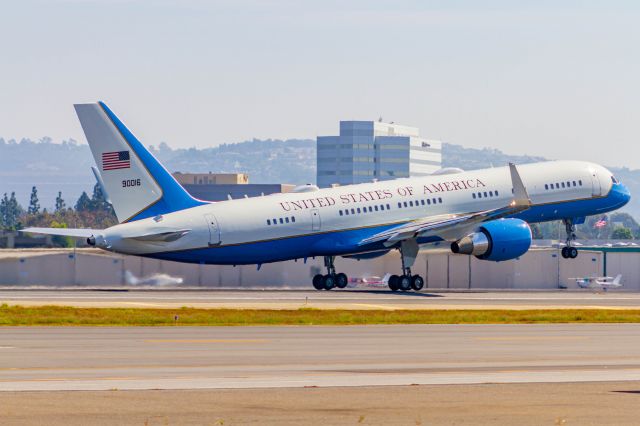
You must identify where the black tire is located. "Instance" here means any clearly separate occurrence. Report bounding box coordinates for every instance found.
[399,275,412,291]
[411,275,424,291]
[561,247,569,259]
[322,274,335,290]
[569,247,578,259]
[335,273,348,289]
[312,274,324,290]
[388,275,400,291]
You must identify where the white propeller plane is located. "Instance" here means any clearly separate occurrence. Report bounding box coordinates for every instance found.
[22,102,631,291]
[572,274,623,291]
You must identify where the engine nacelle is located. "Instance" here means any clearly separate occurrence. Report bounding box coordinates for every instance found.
[451,218,532,262]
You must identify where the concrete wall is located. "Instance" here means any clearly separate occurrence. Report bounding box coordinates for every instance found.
[603,252,640,291]
[0,247,629,290]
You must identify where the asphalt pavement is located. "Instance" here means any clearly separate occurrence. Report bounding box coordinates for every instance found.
[2,324,640,391]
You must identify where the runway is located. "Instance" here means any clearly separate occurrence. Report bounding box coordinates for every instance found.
[2,324,640,392]
[2,289,640,310]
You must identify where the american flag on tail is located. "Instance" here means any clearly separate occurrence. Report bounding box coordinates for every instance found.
[594,216,608,228]
[102,150,131,171]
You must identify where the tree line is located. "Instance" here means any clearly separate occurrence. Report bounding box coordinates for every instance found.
[0,184,117,236]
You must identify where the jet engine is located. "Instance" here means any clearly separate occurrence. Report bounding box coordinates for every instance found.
[451,218,532,262]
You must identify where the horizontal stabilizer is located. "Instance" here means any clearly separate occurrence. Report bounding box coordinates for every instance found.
[21,227,101,238]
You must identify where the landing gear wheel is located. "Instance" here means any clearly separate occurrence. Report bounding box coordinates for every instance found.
[411,275,424,291]
[335,273,348,289]
[568,247,578,259]
[312,274,324,290]
[322,274,336,291]
[322,274,335,290]
[388,275,400,291]
[561,247,569,259]
[399,275,412,291]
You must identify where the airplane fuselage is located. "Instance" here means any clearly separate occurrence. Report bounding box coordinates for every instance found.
[97,160,630,265]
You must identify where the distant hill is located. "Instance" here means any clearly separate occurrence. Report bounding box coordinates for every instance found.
[442,143,547,169]
[0,138,316,209]
[0,137,637,219]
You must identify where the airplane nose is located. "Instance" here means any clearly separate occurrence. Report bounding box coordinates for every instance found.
[611,182,631,208]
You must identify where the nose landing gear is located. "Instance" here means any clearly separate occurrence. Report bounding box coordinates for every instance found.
[561,218,579,259]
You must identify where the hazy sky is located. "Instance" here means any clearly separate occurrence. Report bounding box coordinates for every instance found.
[1,0,639,167]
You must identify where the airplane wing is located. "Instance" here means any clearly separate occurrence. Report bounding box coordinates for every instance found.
[359,163,532,247]
[21,227,101,238]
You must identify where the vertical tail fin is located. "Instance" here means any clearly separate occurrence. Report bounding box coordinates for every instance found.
[613,274,622,285]
[74,102,206,223]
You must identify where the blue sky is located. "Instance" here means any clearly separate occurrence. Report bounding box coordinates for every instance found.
[1,0,639,167]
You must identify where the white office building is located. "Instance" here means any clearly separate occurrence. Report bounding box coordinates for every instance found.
[317,120,442,187]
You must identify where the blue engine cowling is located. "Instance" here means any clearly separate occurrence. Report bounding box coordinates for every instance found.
[451,218,532,262]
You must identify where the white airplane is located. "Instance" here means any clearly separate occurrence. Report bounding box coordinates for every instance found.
[22,102,631,292]
[572,274,623,291]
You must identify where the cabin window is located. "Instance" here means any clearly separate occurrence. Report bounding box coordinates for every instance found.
[561,182,565,188]
[273,218,277,224]
[483,192,487,198]
[566,181,571,187]
[339,210,343,216]
[438,197,443,203]
[398,202,402,208]
[495,190,499,196]
[345,210,349,216]
[267,219,271,225]
[374,205,379,211]
[472,193,476,199]
[573,181,577,186]
[545,184,548,190]
[285,217,290,223]
[351,208,355,214]
[420,199,425,206]
[279,218,284,224]
[579,180,582,186]
[386,204,391,210]
[478,192,482,198]
[369,206,373,212]
[409,201,414,207]
[291,216,296,223]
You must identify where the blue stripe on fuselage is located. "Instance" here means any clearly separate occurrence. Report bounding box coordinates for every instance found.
[144,183,631,265]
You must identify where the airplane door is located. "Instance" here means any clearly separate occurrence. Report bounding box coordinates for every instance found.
[311,209,321,231]
[205,214,221,246]
[590,170,602,196]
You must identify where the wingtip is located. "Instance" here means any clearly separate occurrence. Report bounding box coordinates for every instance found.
[509,163,532,207]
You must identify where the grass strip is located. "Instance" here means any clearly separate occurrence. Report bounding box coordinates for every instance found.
[2,305,640,326]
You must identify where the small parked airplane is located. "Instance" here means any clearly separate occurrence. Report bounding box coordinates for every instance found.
[22,102,631,292]
[572,274,623,291]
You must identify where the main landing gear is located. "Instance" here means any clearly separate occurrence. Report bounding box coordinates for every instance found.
[561,218,579,259]
[312,256,348,291]
[388,239,425,292]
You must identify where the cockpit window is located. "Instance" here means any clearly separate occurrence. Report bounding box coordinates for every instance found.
[612,176,619,184]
